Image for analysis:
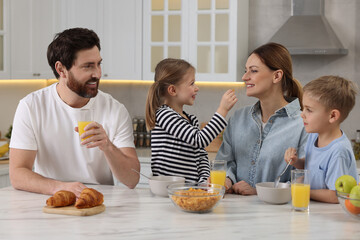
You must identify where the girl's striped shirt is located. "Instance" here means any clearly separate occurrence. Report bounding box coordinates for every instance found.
[151,105,227,183]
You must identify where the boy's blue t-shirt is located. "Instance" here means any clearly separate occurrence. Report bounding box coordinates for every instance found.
[305,132,359,190]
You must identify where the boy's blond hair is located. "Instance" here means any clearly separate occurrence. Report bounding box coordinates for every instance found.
[303,75,358,122]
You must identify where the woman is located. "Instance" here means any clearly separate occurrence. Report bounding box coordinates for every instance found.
[216,42,308,195]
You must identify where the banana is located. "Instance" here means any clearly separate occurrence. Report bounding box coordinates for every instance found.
[0,143,9,157]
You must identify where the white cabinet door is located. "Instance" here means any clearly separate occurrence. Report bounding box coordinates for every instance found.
[59,0,104,36]
[0,0,10,79]
[114,160,151,188]
[102,0,142,80]
[0,173,10,188]
[60,0,142,80]
[10,0,61,79]
[143,0,242,82]
[137,161,151,188]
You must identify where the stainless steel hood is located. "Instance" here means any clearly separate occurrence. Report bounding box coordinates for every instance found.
[269,0,348,55]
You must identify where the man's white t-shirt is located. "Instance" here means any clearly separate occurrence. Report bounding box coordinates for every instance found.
[10,83,134,185]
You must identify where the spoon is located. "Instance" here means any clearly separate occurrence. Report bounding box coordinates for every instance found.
[274,159,292,188]
[131,168,151,180]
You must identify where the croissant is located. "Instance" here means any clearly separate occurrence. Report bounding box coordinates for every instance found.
[75,188,104,209]
[46,190,76,207]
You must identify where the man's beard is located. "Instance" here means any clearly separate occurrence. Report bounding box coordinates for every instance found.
[67,71,99,98]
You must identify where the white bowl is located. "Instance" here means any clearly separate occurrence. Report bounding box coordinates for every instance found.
[149,176,185,197]
[256,182,291,204]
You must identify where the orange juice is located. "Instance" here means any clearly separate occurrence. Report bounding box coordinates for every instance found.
[291,183,310,208]
[210,170,226,186]
[78,121,93,141]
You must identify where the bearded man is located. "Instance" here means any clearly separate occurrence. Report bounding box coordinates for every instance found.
[9,28,140,197]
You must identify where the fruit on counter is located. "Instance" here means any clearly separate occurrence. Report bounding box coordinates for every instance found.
[345,199,360,214]
[349,185,360,207]
[0,142,9,157]
[335,175,357,193]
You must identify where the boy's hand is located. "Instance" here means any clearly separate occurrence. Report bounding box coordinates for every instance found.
[217,89,238,117]
[284,147,298,165]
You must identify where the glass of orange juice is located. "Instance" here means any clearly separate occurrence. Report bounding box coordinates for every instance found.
[291,169,310,211]
[77,109,94,145]
[210,160,227,186]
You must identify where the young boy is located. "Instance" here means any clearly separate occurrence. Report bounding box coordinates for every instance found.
[284,75,359,203]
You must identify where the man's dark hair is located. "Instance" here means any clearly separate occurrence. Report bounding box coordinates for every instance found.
[47,28,101,79]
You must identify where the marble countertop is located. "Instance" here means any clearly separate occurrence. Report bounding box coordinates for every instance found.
[0,185,359,239]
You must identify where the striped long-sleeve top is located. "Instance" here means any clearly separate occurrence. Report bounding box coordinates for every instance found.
[151,105,227,183]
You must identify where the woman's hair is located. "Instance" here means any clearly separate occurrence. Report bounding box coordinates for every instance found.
[251,42,303,108]
[145,58,194,130]
[303,75,358,122]
[47,28,101,79]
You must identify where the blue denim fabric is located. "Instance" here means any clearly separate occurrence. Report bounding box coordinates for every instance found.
[216,98,308,187]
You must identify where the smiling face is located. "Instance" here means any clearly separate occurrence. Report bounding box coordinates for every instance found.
[175,68,199,106]
[66,46,102,98]
[242,54,277,99]
[301,92,332,133]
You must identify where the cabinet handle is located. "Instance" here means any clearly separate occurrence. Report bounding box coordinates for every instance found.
[104,74,108,77]
[33,73,41,77]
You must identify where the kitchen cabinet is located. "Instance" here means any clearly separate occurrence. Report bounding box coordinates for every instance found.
[142,0,245,82]
[6,0,247,81]
[114,161,151,188]
[59,0,142,80]
[0,0,10,79]
[114,149,152,188]
[0,164,10,188]
[137,160,151,188]
[10,0,61,79]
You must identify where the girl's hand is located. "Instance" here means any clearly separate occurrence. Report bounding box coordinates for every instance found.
[217,89,238,117]
[284,147,298,165]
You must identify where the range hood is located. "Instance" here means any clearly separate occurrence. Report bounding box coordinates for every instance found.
[269,0,348,55]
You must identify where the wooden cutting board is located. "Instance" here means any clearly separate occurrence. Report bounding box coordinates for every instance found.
[43,204,105,216]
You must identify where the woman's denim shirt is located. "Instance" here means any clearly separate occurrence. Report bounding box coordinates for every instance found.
[216,98,308,187]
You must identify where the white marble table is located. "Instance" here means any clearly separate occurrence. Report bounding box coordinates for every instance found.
[0,185,359,239]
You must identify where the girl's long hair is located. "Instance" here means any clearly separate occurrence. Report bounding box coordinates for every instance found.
[145,58,194,130]
[251,42,303,108]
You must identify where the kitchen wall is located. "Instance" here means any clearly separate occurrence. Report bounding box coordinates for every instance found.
[99,81,251,123]
[248,0,360,140]
[0,81,47,138]
[0,0,359,141]
[0,81,250,139]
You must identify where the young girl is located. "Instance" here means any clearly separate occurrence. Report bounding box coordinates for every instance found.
[145,58,237,183]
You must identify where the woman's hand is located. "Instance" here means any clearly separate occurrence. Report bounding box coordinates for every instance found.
[232,180,257,195]
[225,177,233,193]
